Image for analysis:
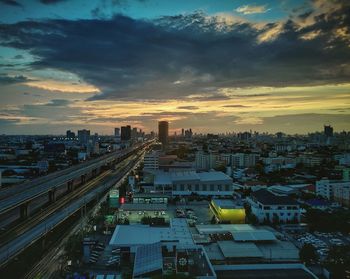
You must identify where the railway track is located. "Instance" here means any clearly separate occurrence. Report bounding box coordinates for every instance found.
[22,151,144,279]
[0,156,131,248]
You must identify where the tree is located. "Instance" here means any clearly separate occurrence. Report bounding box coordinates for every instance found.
[299,243,318,264]
[325,245,350,279]
[247,213,259,225]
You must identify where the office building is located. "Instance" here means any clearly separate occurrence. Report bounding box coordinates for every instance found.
[114,128,120,137]
[143,151,160,170]
[195,151,218,170]
[66,130,75,139]
[121,125,131,141]
[153,170,233,196]
[77,129,90,146]
[316,178,350,201]
[158,121,169,147]
[324,125,333,137]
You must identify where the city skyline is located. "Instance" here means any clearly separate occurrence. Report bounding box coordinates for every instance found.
[1,0,350,134]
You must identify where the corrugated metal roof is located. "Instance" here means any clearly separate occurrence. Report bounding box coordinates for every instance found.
[133,242,163,277]
[218,241,263,258]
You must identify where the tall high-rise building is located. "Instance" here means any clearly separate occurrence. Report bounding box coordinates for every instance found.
[324,125,333,137]
[158,121,169,146]
[121,125,131,141]
[114,128,120,137]
[78,129,90,146]
[131,127,138,139]
[66,130,75,139]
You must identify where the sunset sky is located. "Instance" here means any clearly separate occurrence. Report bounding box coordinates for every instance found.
[0,0,350,135]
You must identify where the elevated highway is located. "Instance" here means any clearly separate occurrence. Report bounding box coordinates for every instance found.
[0,141,153,218]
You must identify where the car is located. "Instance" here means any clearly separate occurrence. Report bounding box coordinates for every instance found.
[138,211,142,215]
[112,248,121,254]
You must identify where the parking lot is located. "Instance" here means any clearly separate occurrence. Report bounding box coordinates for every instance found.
[291,231,350,260]
[116,201,213,225]
[118,210,174,223]
[170,201,214,225]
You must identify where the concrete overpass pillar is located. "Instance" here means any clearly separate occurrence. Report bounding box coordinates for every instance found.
[48,189,56,203]
[92,169,97,177]
[20,202,29,219]
[81,204,87,217]
[81,174,86,185]
[67,180,74,192]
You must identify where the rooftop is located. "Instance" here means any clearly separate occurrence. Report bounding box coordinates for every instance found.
[109,218,193,246]
[154,170,232,185]
[212,199,243,209]
[196,224,277,242]
[217,241,263,258]
[251,189,299,206]
[119,203,167,211]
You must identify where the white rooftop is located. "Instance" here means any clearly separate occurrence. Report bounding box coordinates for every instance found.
[109,218,193,246]
[196,224,277,242]
[154,170,232,185]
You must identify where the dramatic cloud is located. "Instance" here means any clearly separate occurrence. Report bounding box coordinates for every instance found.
[12,54,24,59]
[0,3,350,102]
[222,104,250,108]
[45,99,72,106]
[0,0,22,7]
[39,0,67,4]
[0,74,31,84]
[177,106,199,110]
[235,5,270,15]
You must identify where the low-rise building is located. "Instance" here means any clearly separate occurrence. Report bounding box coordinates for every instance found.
[153,170,233,196]
[247,189,301,223]
[144,151,160,170]
[210,199,246,224]
[316,179,350,200]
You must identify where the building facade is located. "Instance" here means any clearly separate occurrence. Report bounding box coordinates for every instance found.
[158,121,169,147]
[153,171,233,196]
[247,189,301,223]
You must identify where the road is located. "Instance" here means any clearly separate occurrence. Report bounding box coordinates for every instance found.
[0,147,146,267]
[0,142,150,215]
[24,153,144,279]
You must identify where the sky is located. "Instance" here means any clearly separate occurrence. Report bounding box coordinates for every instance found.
[0,0,350,135]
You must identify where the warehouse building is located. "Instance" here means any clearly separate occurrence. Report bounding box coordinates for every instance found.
[210,199,246,224]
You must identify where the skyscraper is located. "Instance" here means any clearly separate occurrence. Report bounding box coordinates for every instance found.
[324,125,334,137]
[158,121,169,147]
[121,125,131,141]
[77,129,90,146]
[114,128,120,137]
[66,130,75,139]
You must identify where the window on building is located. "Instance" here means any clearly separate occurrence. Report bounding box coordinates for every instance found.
[195,184,199,191]
[202,184,207,191]
[210,184,214,191]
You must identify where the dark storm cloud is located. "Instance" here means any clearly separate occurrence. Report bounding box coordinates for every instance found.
[0,74,31,84]
[12,54,24,59]
[39,0,67,4]
[0,2,350,101]
[20,100,78,120]
[0,0,22,7]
